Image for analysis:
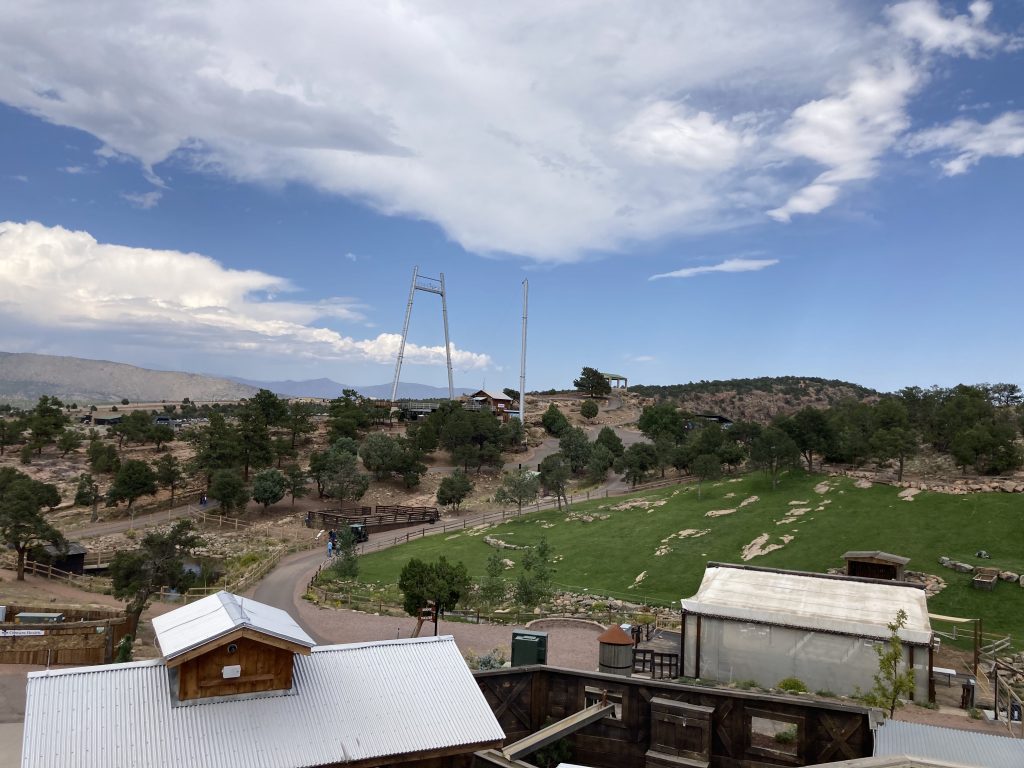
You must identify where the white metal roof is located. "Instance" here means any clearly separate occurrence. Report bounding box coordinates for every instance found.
[22,635,505,768]
[874,720,1024,768]
[681,565,932,644]
[151,591,315,660]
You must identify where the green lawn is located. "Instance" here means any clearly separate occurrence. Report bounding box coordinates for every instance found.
[357,471,1024,644]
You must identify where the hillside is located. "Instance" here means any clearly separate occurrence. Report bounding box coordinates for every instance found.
[631,376,880,423]
[0,352,258,405]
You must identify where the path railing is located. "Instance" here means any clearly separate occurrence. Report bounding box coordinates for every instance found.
[156,544,289,604]
[355,476,694,557]
[0,552,112,592]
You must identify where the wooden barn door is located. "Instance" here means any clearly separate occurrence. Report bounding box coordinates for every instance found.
[645,697,713,768]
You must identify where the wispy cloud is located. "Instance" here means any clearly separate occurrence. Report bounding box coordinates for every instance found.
[906,111,1024,175]
[0,221,492,370]
[626,354,656,363]
[121,190,162,209]
[61,165,85,174]
[10,175,28,182]
[344,252,358,262]
[649,258,779,281]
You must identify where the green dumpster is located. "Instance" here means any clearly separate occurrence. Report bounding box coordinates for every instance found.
[511,629,548,666]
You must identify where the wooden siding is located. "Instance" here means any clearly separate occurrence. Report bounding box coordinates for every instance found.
[475,667,873,768]
[0,617,125,665]
[176,635,295,701]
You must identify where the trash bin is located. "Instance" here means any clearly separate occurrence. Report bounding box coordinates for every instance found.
[511,630,548,666]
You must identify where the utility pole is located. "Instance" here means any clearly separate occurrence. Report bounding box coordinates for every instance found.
[519,279,528,432]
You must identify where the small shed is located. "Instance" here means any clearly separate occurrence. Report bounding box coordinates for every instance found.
[597,624,634,676]
[681,563,934,701]
[33,542,87,575]
[843,550,910,581]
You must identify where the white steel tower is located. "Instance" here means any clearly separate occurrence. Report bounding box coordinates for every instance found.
[390,266,455,403]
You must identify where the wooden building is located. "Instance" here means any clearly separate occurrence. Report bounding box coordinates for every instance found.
[467,390,515,421]
[843,551,910,581]
[21,591,504,768]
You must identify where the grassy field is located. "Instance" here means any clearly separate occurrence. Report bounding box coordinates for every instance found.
[357,471,1024,644]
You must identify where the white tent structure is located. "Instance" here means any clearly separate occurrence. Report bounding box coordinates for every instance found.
[680,563,934,701]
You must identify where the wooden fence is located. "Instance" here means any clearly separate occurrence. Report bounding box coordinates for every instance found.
[0,616,128,665]
[155,544,289,604]
[0,552,112,593]
[632,648,679,679]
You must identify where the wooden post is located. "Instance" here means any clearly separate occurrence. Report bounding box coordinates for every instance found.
[694,614,702,680]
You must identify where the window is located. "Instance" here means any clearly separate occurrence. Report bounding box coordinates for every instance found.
[746,709,803,764]
[584,686,623,721]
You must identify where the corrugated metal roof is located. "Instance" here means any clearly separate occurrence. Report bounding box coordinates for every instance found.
[22,635,505,768]
[873,719,1024,768]
[151,591,314,660]
[681,564,932,644]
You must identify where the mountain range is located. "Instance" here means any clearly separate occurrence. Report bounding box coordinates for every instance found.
[0,351,476,405]
[226,376,475,400]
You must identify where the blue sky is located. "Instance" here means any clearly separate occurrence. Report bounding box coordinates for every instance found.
[0,1,1022,393]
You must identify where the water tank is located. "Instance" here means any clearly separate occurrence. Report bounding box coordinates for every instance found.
[597,624,634,676]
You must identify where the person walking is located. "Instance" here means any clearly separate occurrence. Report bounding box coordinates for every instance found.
[327,539,334,558]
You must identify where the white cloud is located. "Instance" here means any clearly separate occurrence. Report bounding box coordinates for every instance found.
[887,0,1004,57]
[768,60,919,222]
[649,258,779,281]
[344,252,358,262]
[906,111,1024,174]
[61,165,85,174]
[121,190,163,209]
[0,221,491,370]
[617,102,754,171]
[626,354,656,363]
[0,3,1016,258]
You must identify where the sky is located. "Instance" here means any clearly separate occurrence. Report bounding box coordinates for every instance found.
[0,1,1022,394]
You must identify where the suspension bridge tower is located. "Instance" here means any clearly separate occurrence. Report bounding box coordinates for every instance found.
[390,266,455,403]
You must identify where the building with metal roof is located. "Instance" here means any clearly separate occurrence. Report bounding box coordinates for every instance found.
[151,590,315,662]
[22,593,504,768]
[872,719,1024,768]
[680,563,935,701]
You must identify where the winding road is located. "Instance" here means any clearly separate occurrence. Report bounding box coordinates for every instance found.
[250,408,651,644]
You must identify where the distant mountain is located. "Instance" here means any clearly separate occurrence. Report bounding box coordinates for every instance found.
[0,352,258,405]
[631,376,881,423]
[225,376,476,400]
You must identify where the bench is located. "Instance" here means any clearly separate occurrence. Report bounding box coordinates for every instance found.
[933,666,957,686]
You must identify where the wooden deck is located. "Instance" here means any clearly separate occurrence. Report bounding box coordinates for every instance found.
[474,666,874,768]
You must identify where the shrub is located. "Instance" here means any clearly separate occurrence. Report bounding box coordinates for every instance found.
[735,680,759,690]
[968,707,983,720]
[777,677,808,693]
[815,690,837,698]
[465,648,508,670]
[774,728,797,745]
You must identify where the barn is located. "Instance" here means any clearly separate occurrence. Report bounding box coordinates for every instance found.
[680,563,935,702]
[21,591,504,768]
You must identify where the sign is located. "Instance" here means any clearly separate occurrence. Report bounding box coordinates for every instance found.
[0,629,45,637]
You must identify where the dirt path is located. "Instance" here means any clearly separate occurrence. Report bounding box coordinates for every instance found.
[63,499,220,539]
